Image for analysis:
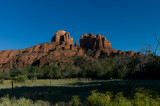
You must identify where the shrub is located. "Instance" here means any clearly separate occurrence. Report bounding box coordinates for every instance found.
[0,95,51,106]
[42,66,51,79]
[2,71,11,80]
[113,64,126,79]
[0,94,10,105]
[61,67,72,78]
[90,65,105,79]
[87,90,112,106]
[69,95,81,106]
[79,69,87,78]
[10,69,23,78]
[51,64,61,78]
[142,56,160,79]
[133,88,160,106]
[0,71,4,79]
[12,75,27,83]
[53,68,61,78]
[112,92,132,106]
[0,79,4,84]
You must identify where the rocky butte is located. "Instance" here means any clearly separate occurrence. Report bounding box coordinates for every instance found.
[80,33,112,50]
[0,30,85,71]
[80,33,142,58]
[0,30,142,71]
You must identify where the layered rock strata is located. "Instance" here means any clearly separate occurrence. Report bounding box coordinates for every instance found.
[80,33,142,58]
[0,30,85,71]
[0,30,143,71]
[80,33,112,50]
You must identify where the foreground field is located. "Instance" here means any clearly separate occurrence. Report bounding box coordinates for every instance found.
[0,79,160,105]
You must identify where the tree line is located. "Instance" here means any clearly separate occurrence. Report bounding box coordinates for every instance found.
[0,54,160,82]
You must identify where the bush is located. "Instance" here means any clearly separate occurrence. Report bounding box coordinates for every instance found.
[52,68,61,78]
[51,64,61,78]
[87,90,112,106]
[112,92,132,106]
[79,88,160,105]
[69,95,81,106]
[27,66,41,79]
[112,64,126,79]
[12,75,27,83]
[0,94,10,104]
[133,88,160,106]
[90,65,105,79]
[142,56,160,79]
[61,67,71,78]
[0,95,50,106]
[0,79,4,84]
[10,69,22,78]
[0,71,4,79]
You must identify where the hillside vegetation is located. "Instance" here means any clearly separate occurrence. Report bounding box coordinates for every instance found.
[0,54,159,82]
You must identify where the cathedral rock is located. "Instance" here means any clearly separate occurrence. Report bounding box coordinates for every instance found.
[0,30,85,71]
[0,30,143,71]
[51,30,73,45]
[80,33,142,58]
[51,30,80,51]
[80,33,112,50]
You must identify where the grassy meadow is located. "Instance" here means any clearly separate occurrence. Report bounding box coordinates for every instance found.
[0,79,160,105]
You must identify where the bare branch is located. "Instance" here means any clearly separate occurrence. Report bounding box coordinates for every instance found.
[155,33,159,42]
[155,43,159,56]
[154,33,160,56]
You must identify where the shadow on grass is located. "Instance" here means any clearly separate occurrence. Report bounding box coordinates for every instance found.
[0,80,160,105]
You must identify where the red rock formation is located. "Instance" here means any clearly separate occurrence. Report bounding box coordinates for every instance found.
[0,30,143,71]
[51,30,73,45]
[80,33,112,50]
[80,33,143,58]
[75,40,78,47]
[0,30,86,71]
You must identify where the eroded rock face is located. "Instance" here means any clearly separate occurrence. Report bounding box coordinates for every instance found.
[75,40,78,47]
[80,33,143,58]
[0,30,143,71]
[80,33,112,50]
[91,49,143,58]
[0,30,85,71]
[51,30,73,45]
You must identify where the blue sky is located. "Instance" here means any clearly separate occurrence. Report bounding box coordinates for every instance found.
[0,0,160,55]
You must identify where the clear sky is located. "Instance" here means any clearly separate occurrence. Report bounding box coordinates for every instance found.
[0,0,160,55]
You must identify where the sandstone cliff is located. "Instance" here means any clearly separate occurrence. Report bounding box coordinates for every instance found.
[80,33,142,58]
[80,33,112,50]
[0,30,143,71]
[0,30,85,71]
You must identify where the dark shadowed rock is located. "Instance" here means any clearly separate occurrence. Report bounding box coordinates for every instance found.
[75,40,78,47]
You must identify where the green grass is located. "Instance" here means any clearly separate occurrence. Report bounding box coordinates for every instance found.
[0,79,160,105]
